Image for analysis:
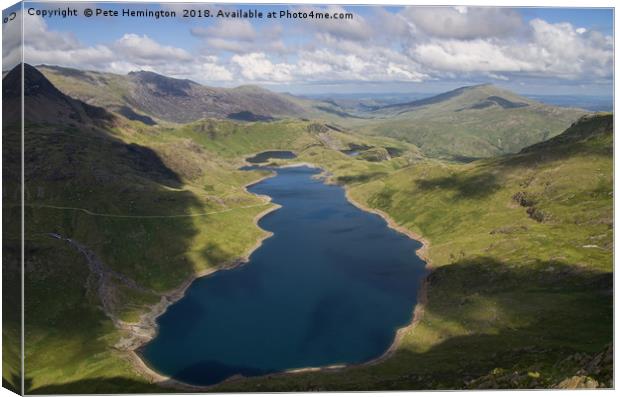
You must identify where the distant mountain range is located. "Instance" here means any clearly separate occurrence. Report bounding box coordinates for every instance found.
[36,65,306,124]
[31,64,586,159]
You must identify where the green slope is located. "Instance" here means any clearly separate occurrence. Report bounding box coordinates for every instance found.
[355,84,586,160]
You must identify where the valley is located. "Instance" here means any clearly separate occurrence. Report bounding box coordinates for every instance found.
[2,64,612,393]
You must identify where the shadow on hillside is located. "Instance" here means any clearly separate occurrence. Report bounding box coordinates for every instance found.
[27,376,175,394]
[337,171,389,184]
[415,172,500,199]
[494,115,613,169]
[497,143,613,170]
[3,69,25,394]
[201,242,232,267]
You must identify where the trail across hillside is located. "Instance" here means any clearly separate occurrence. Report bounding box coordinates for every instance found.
[24,202,270,219]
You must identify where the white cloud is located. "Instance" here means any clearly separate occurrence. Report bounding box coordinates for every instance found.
[114,34,192,63]
[386,63,426,81]
[25,45,117,70]
[192,19,256,42]
[231,53,294,82]
[487,73,509,81]
[3,8,23,70]
[408,18,612,81]
[193,20,289,56]
[203,36,287,55]
[296,5,373,42]
[412,39,532,73]
[24,11,80,51]
[403,7,524,39]
[520,19,612,78]
[20,14,230,83]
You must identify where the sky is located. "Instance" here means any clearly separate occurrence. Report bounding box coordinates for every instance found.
[2,2,615,96]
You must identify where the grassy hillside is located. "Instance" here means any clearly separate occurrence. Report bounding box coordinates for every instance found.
[354,84,586,160]
[2,65,23,394]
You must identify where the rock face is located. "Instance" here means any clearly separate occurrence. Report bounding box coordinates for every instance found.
[556,376,599,389]
[358,147,391,162]
[554,344,613,389]
[463,344,613,389]
[512,191,549,223]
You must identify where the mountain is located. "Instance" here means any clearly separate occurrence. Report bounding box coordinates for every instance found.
[126,71,305,123]
[372,83,532,114]
[357,83,587,160]
[37,65,306,124]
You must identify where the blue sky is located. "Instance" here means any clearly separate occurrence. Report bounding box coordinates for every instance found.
[4,3,614,95]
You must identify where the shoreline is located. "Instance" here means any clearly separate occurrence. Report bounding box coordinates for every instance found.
[120,172,281,391]
[342,189,433,367]
[124,162,433,390]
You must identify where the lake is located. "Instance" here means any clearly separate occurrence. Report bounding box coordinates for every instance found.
[141,166,428,385]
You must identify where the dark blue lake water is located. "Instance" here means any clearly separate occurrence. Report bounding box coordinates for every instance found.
[141,166,427,385]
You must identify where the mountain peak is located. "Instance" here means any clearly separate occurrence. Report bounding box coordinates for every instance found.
[3,63,66,100]
[465,83,494,89]
[232,84,269,93]
[376,83,534,114]
[128,70,195,84]
[2,63,115,125]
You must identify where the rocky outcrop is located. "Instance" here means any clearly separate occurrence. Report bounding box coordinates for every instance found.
[463,344,613,389]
